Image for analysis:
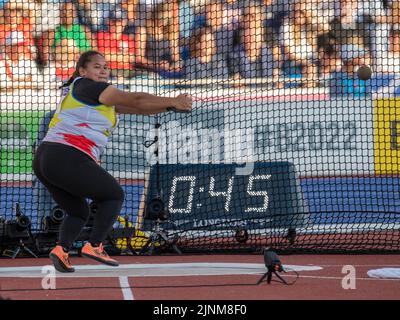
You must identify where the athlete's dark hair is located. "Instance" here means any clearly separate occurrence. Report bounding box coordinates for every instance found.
[59,51,105,88]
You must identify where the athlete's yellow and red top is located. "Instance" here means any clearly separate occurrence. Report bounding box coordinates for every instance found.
[43,77,119,162]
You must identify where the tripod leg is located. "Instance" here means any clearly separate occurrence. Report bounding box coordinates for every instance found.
[147,234,157,255]
[140,232,161,256]
[139,238,153,255]
[172,244,182,255]
[11,247,20,259]
[23,246,38,258]
[274,271,289,285]
[256,272,269,285]
[158,231,169,243]
[158,232,182,255]
[267,271,273,284]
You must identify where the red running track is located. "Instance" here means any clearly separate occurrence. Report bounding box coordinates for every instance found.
[0,254,399,300]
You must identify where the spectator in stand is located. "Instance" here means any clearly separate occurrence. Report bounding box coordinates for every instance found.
[222,0,244,27]
[305,0,335,34]
[380,22,400,73]
[0,29,40,84]
[179,0,195,41]
[391,1,400,26]
[0,1,38,85]
[316,33,342,82]
[136,0,164,23]
[260,0,287,77]
[73,0,115,33]
[228,4,279,84]
[198,1,239,62]
[184,27,229,79]
[1,1,35,28]
[391,24,400,55]
[32,0,61,67]
[0,1,36,59]
[135,1,182,77]
[53,1,95,54]
[178,0,196,61]
[357,0,391,72]
[239,0,294,42]
[330,0,369,62]
[179,0,227,61]
[122,0,166,37]
[331,0,392,72]
[237,0,293,86]
[329,44,372,97]
[0,0,8,9]
[44,38,80,82]
[279,1,318,87]
[118,0,140,34]
[96,7,137,78]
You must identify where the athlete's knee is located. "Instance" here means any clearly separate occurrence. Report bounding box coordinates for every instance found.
[78,208,91,222]
[93,182,124,205]
[67,211,90,224]
[108,183,125,204]
[58,199,90,222]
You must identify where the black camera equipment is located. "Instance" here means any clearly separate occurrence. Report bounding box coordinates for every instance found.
[2,203,38,258]
[146,198,168,221]
[141,114,182,255]
[33,231,58,256]
[38,206,65,254]
[0,215,6,236]
[43,206,66,233]
[257,249,288,285]
[139,199,182,255]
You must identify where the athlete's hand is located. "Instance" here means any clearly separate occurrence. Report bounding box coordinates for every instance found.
[169,94,192,113]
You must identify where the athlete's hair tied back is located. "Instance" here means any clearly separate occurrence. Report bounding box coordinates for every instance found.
[59,51,104,89]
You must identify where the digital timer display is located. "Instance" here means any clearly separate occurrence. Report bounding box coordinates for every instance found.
[142,162,309,232]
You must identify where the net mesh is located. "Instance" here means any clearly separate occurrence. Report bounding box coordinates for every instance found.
[0,0,399,253]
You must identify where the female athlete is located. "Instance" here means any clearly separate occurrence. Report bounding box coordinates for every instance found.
[33,51,192,272]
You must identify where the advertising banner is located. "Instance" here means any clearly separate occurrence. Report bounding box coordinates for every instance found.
[374,98,400,175]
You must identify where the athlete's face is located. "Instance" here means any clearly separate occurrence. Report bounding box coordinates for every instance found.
[79,55,110,82]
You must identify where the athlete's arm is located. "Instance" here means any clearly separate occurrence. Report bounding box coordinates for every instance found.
[99,85,192,115]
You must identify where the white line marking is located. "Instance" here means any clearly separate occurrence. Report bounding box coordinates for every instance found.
[281,274,400,281]
[309,265,400,267]
[118,276,134,300]
[0,263,322,278]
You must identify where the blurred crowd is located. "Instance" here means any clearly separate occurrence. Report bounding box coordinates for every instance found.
[0,0,399,92]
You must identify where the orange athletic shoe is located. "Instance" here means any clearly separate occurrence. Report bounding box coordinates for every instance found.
[81,243,119,266]
[49,246,75,273]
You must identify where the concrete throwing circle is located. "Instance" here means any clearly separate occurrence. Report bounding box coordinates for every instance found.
[0,263,322,278]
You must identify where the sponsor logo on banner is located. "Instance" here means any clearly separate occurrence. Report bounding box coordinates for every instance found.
[0,100,376,178]
[145,100,375,177]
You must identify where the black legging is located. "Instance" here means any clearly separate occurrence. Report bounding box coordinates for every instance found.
[33,141,124,250]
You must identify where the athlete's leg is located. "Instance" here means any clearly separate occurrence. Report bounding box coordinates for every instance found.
[33,146,90,250]
[34,142,124,246]
[41,182,90,250]
[63,160,124,246]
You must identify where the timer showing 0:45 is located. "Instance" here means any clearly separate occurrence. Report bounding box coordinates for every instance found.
[142,163,309,233]
[167,175,272,214]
